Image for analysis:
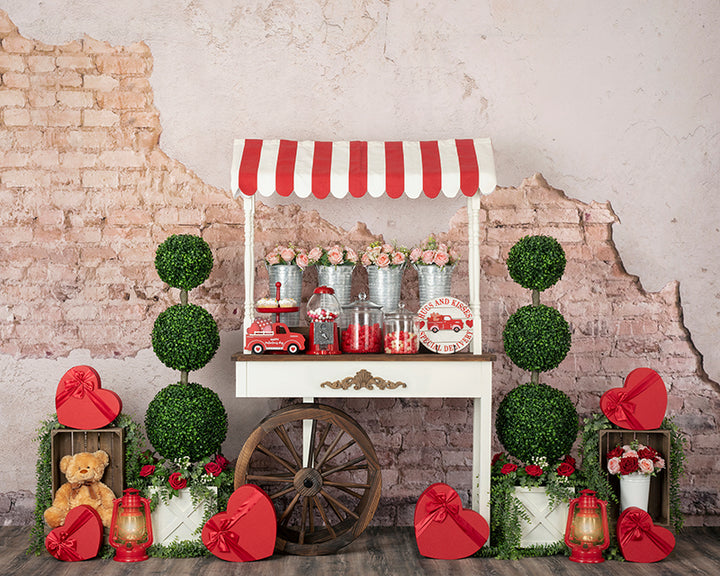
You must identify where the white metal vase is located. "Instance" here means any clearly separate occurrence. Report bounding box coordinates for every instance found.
[620,473,651,512]
[317,265,354,307]
[366,265,404,313]
[415,263,455,305]
[266,263,303,326]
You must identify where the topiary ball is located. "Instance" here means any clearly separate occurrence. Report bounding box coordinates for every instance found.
[503,304,571,372]
[152,304,220,372]
[496,382,579,463]
[155,234,214,291]
[507,235,566,292]
[145,382,228,461]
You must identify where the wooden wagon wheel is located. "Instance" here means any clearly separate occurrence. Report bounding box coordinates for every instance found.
[235,403,382,556]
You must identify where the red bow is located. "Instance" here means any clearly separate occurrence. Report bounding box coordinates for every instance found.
[604,372,659,429]
[55,368,117,422]
[205,491,264,561]
[415,488,486,547]
[620,509,674,556]
[46,508,95,561]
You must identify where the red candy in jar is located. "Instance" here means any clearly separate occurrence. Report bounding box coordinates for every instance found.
[383,303,420,354]
[340,293,384,354]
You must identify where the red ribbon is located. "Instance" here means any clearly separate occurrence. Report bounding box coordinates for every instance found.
[619,509,674,556]
[56,368,117,422]
[46,507,95,561]
[205,490,264,561]
[604,372,659,429]
[415,488,487,548]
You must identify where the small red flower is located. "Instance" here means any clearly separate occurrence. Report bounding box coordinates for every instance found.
[500,463,517,475]
[139,464,155,478]
[556,462,575,477]
[215,454,230,470]
[563,455,576,467]
[525,464,543,477]
[168,472,187,490]
[638,447,656,460]
[492,452,504,466]
[619,456,639,475]
[204,461,223,477]
[607,446,623,459]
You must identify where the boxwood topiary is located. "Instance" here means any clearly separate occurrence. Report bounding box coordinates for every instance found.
[152,304,220,372]
[507,235,566,292]
[155,234,214,292]
[145,382,228,461]
[503,304,571,372]
[496,382,579,463]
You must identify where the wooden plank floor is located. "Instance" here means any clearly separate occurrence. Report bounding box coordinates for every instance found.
[3,526,719,576]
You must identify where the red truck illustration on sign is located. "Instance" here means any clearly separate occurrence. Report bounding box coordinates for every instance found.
[426,312,464,333]
[245,319,305,354]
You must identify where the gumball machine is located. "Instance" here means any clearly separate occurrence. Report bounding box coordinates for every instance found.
[306,286,341,355]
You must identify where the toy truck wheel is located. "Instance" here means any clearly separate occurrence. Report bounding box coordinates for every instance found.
[251,343,265,354]
[453,326,461,332]
[287,343,300,354]
[430,326,439,333]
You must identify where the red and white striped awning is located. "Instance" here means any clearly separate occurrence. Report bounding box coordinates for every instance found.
[231,138,496,200]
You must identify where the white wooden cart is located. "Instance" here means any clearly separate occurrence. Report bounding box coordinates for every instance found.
[230,138,497,555]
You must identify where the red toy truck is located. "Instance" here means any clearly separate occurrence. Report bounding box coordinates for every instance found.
[244,319,305,354]
[426,312,464,333]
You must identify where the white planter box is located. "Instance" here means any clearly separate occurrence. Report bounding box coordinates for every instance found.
[514,486,570,547]
[150,487,215,546]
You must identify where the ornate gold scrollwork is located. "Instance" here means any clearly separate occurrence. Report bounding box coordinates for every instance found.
[320,369,407,391]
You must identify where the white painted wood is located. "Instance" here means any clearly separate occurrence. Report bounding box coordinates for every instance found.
[149,487,215,546]
[514,486,571,546]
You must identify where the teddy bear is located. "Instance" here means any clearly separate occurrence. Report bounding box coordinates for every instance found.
[44,450,116,528]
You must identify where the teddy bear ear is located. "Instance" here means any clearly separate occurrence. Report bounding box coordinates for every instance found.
[93,450,110,466]
[60,454,73,473]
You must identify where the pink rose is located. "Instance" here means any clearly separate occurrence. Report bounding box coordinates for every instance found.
[375,253,391,267]
[433,251,450,267]
[308,247,323,262]
[624,449,638,459]
[280,247,295,263]
[391,252,406,266]
[215,454,230,470]
[638,458,655,474]
[327,247,344,265]
[654,457,665,471]
[266,253,280,265]
[607,456,621,475]
[345,248,358,263]
[500,463,517,475]
[450,248,460,262]
[139,464,155,477]
[295,252,309,269]
[381,243,394,254]
[168,472,187,490]
[204,461,223,477]
[421,250,436,264]
[409,247,422,263]
[361,252,372,266]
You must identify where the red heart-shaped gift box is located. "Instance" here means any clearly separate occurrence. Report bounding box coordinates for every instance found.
[617,506,675,562]
[414,483,488,559]
[202,483,276,562]
[45,505,103,561]
[600,367,667,430]
[56,365,122,429]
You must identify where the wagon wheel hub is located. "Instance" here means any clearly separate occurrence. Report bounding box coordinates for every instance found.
[294,467,323,496]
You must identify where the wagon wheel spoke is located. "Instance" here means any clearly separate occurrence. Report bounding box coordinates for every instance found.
[323,491,346,522]
[312,496,336,539]
[320,489,359,520]
[323,482,366,498]
[319,439,357,469]
[275,424,303,468]
[256,443,298,475]
[321,455,367,478]
[279,492,301,526]
[313,422,332,463]
[298,496,309,544]
[270,484,297,500]
[315,429,345,470]
[308,496,315,533]
[246,473,294,483]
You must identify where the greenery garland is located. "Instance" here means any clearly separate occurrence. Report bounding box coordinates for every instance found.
[27,413,144,556]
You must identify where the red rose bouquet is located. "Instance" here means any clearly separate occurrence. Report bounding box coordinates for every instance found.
[606,441,665,477]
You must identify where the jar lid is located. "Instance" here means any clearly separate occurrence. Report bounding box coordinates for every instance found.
[342,292,382,311]
[383,302,415,319]
[314,285,335,294]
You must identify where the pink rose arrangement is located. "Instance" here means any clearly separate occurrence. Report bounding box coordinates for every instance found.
[360,240,408,268]
[308,244,359,267]
[264,243,309,269]
[409,234,460,268]
[606,441,665,476]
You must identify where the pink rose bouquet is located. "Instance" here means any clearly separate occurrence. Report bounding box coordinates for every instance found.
[410,234,460,268]
[264,243,309,269]
[361,240,408,268]
[606,441,664,476]
[308,244,358,267]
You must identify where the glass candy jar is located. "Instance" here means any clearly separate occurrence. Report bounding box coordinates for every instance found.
[340,293,383,353]
[383,303,420,354]
[307,286,341,355]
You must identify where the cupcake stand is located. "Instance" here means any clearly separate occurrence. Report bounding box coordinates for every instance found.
[230,138,497,555]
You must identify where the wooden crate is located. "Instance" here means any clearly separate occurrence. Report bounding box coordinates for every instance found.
[50,428,124,499]
[598,429,671,526]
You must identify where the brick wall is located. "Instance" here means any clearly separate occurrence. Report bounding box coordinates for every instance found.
[1,11,718,526]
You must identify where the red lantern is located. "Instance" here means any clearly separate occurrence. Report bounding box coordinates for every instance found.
[109,488,153,562]
[564,489,610,563]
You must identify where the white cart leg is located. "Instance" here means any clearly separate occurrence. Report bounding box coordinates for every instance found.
[303,397,314,467]
[473,396,492,526]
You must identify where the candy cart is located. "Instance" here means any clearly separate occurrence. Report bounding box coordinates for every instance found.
[231,138,497,555]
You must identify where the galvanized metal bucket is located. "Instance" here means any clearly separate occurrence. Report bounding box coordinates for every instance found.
[317,265,354,307]
[366,265,404,313]
[415,263,455,305]
[266,263,303,326]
